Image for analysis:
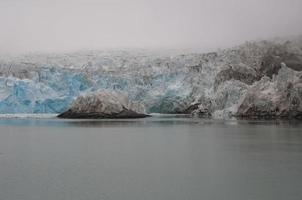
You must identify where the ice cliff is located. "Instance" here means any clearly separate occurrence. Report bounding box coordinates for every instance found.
[0,36,302,118]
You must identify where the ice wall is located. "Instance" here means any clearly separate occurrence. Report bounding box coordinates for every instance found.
[0,36,301,116]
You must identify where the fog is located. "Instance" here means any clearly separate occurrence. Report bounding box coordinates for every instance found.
[0,0,302,54]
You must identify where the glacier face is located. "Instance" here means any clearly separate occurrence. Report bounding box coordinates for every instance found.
[0,36,302,117]
[0,68,92,113]
[0,66,197,114]
[0,51,211,114]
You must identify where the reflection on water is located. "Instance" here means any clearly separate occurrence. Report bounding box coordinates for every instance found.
[1,115,302,128]
[0,117,199,127]
[0,116,302,200]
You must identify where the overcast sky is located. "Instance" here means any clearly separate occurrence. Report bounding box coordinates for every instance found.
[0,0,302,54]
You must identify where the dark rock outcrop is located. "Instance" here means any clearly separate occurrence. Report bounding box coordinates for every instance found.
[58,91,150,119]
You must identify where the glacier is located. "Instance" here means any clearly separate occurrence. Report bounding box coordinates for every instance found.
[0,36,302,118]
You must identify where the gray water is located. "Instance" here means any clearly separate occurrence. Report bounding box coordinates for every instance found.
[0,116,302,200]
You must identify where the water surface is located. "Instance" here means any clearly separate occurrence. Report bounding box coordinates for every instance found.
[0,116,302,200]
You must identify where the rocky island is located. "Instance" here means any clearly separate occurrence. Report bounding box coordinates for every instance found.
[57,91,150,119]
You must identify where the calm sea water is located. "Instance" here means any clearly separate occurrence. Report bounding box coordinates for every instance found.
[0,116,302,200]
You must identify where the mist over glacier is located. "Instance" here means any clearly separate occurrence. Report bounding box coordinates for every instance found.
[1,0,302,55]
